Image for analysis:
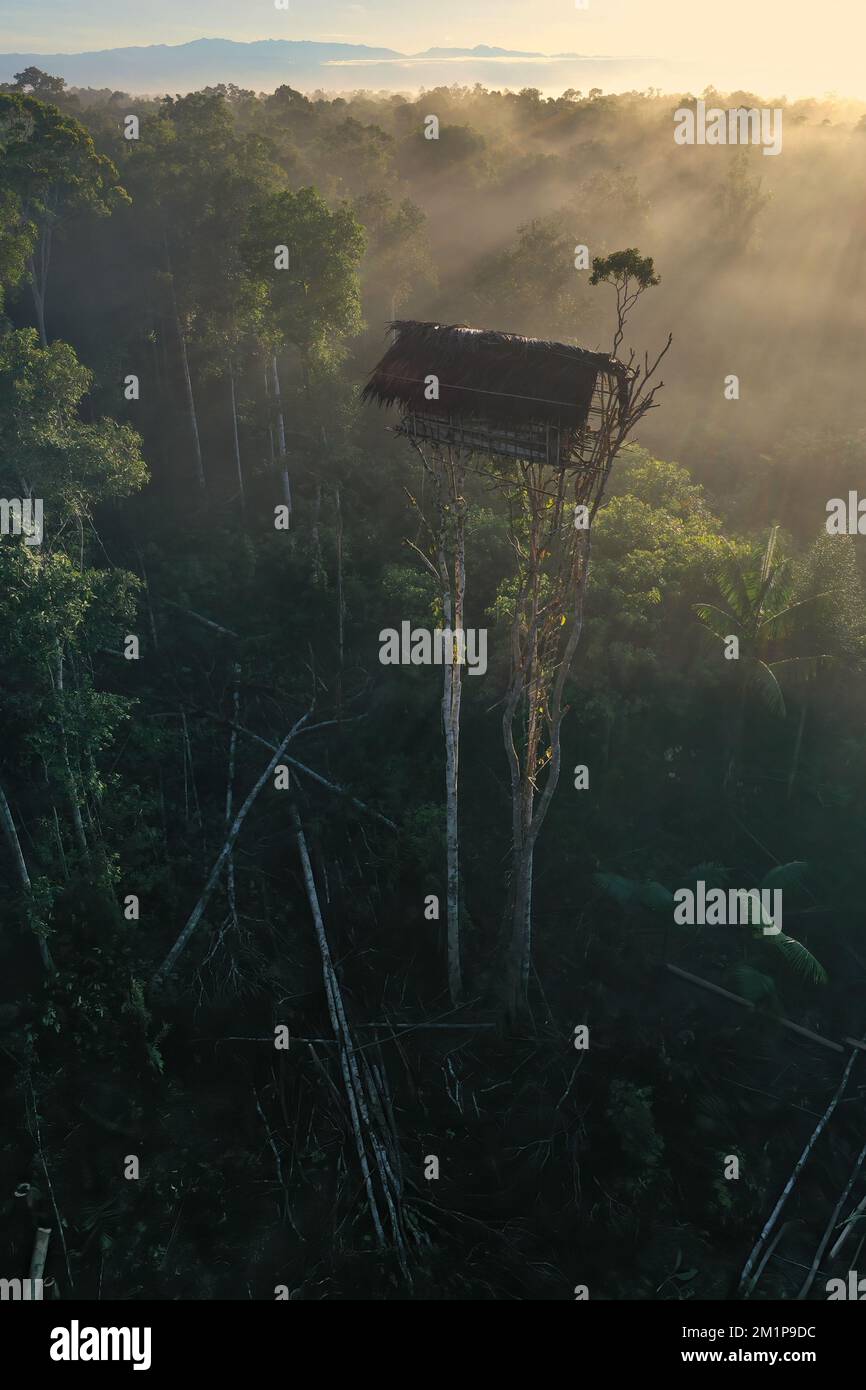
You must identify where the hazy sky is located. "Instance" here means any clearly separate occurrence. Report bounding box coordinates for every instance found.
[1,0,862,98]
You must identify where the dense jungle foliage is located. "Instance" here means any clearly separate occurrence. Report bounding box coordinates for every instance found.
[1,69,866,1300]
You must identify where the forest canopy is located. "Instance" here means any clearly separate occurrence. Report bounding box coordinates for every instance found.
[1,69,865,1304]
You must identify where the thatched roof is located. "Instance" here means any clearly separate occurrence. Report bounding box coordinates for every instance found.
[362,320,627,431]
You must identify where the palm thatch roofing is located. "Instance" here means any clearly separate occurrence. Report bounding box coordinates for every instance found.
[362,320,628,431]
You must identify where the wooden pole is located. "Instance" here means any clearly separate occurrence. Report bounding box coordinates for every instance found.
[666,965,845,1052]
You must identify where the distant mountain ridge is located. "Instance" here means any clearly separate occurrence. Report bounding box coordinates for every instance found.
[0,36,662,96]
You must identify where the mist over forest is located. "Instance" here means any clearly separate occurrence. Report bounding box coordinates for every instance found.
[1,66,866,1309]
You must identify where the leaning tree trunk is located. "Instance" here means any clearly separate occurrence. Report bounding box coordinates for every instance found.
[290,794,410,1275]
[787,699,808,801]
[0,780,54,972]
[153,709,312,985]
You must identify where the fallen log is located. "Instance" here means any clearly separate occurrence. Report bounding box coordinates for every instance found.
[737,1048,859,1295]
[153,711,310,985]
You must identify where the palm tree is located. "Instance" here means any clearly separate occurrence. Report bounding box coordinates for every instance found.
[595,860,828,993]
[693,527,829,784]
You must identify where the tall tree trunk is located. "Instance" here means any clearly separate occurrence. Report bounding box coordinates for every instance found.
[437,450,466,1006]
[53,646,89,862]
[725,666,749,791]
[27,226,51,347]
[228,358,245,515]
[502,480,591,1022]
[272,355,291,515]
[335,482,345,727]
[30,276,47,348]
[176,313,205,490]
[164,240,204,489]
[0,780,54,972]
[225,669,240,932]
[311,482,323,584]
[787,699,808,801]
[408,444,467,1003]
[264,365,276,470]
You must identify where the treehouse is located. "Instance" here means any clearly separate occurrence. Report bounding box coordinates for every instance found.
[362,319,630,472]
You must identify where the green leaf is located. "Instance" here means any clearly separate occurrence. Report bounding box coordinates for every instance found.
[729,963,778,1005]
[751,659,786,717]
[595,873,673,913]
[693,602,736,641]
[763,932,828,985]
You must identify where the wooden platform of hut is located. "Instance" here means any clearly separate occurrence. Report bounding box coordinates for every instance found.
[362,320,629,469]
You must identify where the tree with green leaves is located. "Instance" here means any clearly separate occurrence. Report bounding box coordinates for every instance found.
[242,187,365,515]
[352,190,435,325]
[0,328,146,973]
[0,328,147,519]
[120,89,281,491]
[10,68,68,99]
[693,525,832,784]
[589,247,660,356]
[0,93,128,344]
[595,859,828,998]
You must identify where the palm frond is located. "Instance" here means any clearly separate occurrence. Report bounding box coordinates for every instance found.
[750,659,786,717]
[768,654,833,686]
[763,931,828,985]
[759,593,831,640]
[714,547,752,620]
[594,872,673,914]
[693,602,737,641]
